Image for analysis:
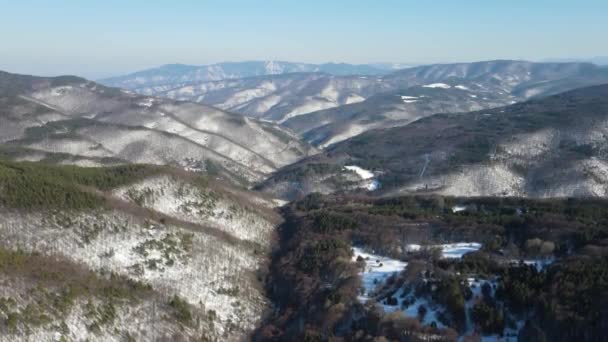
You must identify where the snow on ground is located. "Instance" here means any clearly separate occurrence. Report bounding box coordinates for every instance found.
[344,165,380,191]
[352,247,446,328]
[423,83,451,89]
[0,292,194,342]
[407,163,525,197]
[510,257,555,272]
[137,97,155,107]
[345,165,374,179]
[441,243,482,258]
[385,287,446,328]
[319,124,367,148]
[223,85,277,109]
[400,95,419,103]
[113,176,274,244]
[499,128,557,161]
[345,93,366,104]
[0,209,266,340]
[365,180,381,191]
[465,278,496,335]
[321,84,340,102]
[463,277,522,341]
[279,99,336,123]
[251,94,282,113]
[352,247,407,302]
[405,242,482,259]
[452,205,468,213]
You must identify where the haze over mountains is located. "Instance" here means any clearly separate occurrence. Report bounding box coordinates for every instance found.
[98,61,396,93]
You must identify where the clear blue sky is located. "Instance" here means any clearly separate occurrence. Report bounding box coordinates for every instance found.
[1,0,607,78]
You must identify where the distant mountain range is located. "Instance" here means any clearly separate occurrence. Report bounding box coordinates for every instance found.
[260,84,608,199]
[282,60,608,147]
[108,60,608,148]
[0,70,314,185]
[5,60,608,199]
[98,61,396,92]
[542,56,608,65]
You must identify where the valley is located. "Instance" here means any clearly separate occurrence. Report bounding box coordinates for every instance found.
[257,194,608,341]
[1,58,608,341]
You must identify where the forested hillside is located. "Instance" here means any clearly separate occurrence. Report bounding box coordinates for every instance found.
[256,194,608,341]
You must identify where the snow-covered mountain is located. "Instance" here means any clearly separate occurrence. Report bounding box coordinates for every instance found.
[259,84,608,199]
[0,161,282,340]
[98,61,390,93]
[282,82,510,148]
[158,72,390,122]
[0,70,314,185]
[283,59,608,147]
[118,60,608,143]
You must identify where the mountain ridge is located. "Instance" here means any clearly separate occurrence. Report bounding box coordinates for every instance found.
[0,70,315,186]
[259,83,608,199]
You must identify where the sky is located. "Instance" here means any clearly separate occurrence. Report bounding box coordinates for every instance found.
[1,0,607,79]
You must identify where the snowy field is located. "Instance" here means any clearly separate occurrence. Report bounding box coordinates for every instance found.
[352,242,495,333]
[352,247,408,302]
[344,165,381,191]
[405,242,482,259]
[423,83,451,89]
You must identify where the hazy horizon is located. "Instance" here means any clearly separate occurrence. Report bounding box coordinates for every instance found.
[2,0,608,79]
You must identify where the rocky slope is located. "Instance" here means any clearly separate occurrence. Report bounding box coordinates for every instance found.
[0,161,280,341]
[259,84,608,199]
[0,70,314,185]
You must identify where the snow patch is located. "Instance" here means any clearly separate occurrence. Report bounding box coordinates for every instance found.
[352,247,446,328]
[451,205,468,213]
[423,83,451,89]
[345,165,380,191]
[137,98,155,107]
[352,247,407,302]
[344,165,374,179]
[405,242,482,259]
[400,95,419,103]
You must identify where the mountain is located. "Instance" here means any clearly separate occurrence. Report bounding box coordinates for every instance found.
[369,62,416,70]
[282,60,608,147]
[282,82,510,148]
[0,70,314,185]
[97,61,390,93]
[542,56,608,66]
[0,160,282,340]
[158,72,391,122]
[259,84,608,199]
[125,60,608,143]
